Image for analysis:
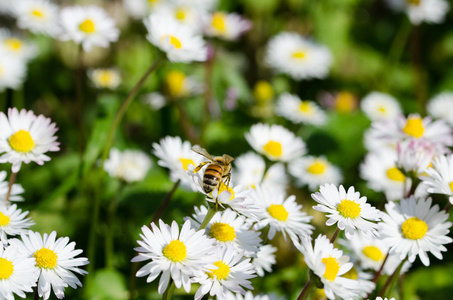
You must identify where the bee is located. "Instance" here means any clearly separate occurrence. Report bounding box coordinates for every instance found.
[191,145,234,196]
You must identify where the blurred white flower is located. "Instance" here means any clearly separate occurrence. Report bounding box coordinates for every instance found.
[420,154,453,204]
[142,92,167,110]
[396,139,438,175]
[427,92,453,126]
[385,0,449,25]
[289,156,342,191]
[204,12,252,41]
[104,148,152,183]
[276,93,327,126]
[12,0,61,37]
[0,171,24,204]
[0,50,27,92]
[88,68,121,90]
[360,92,402,121]
[164,69,203,98]
[0,29,37,61]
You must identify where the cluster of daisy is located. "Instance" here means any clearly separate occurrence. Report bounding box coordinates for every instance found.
[0,108,89,299]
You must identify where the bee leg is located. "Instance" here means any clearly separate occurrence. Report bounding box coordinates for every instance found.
[193,161,209,173]
[224,173,232,187]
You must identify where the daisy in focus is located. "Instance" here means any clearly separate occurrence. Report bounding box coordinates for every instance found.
[249,185,313,242]
[0,29,37,61]
[420,154,453,204]
[427,92,453,126]
[289,156,342,191]
[385,0,449,25]
[275,93,327,126]
[0,244,39,300]
[59,5,119,52]
[12,0,61,37]
[0,171,24,204]
[311,184,382,239]
[104,148,152,183]
[341,265,375,299]
[0,51,26,92]
[144,14,207,63]
[0,204,34,245]
[0,108,60,173]
[379,196,452,266]
[360,92,402,121]
[265,32,332,80]
[88,68,121,90]
[132,220,216,294]
[204,12,252,41]
[245,123,306,162]
[295,234,360,300]
[193,247,256,300]
[11,230,89,300]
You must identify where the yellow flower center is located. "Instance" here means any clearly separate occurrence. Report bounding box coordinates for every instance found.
[403,116,424,138]
[342,266,358,280]
[378,106,387,114]
[31,9,44,18]
[34,248,58,269]
[212,12,226,32]
[175,9,186,20]
[322,256,340,282]
[335,92,356,113]
[362,246,383,262]
[299,101,313,115]
[401,217,428,240]
[337,199,361,218]
[162,240,187,262]
[0,212,10,226]
[97,71,114,86]
[407,0,420,5]
[148,0,159,3]
[292,50,306,59]
[217,182,235,201]
[208,260,230,280]
[79,19,95,33]
[449,181,453,192]
[179,157,194,171]
[386,167,405,182]
[262,140,282,158]
[267,204,289,221]
[4,38,23,52]
[0,258,14,279]
[210,222,236,242]
[307,161,326,175]
[9,130,35,153]
[253,80,274,104]
[165,70,186,97]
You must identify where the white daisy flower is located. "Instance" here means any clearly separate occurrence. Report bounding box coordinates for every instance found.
[11,230,89,300]
[232,152,288,191]
[0,108,60,173]
[311,184,382,239]
[220,291,271,300]
[249,185,313,242]
[132,219,216,294]
[12,0,61,37]
[0,51,26,92]
[123,0,164,19]
[295,234,360,300]
[275,93,327,126]
[0,204,34,245]
[251,244,277,277]
[87,68,121,90]
[379,196,453,266]
[360,92,402,121]
[59,5,119,52]
[341,266,375,299]
[289,156,342,191]
[0,29,37,61]
[420,154,453,204]
[385,0,449,25]
[0,244,39,300]
[152,136,204,191]
[164,69,203,98]
[265,32,332,81]
[396,139,438,176]
[144,13,207,63]
[376,298,396,300]
[245,123,306,162]
[204,12,252,41]
[427,92,453,126]
[0,171,24,204]
[193,247,256,300]
[360,148,408,201]
[186,206,262,257]
[104,148,152,183]
[141,92,167,111]
[151,3,205,33]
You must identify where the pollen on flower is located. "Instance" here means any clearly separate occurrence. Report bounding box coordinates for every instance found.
[0,258,14,279]
[307,161,325,175]
[163,240,187,262]
[362,246,383,261]
[9,130,35,153]
[268,204,289,221]
[292,50,306,59]
[337,199,361,218]
[179,157,194,171]
[299,101,313,114]
[210,222,236,242]
[212,12,226,32]
[208,260,230,280]
[386,167,405,182]
[342,266,358,280]
[322,256,340,282]
[263,140,282,158]
[31,9,44,18]
[166,70,186,97]
[79,19,96,33]
[217,182,235,201]
[253,80,274,103]
[401,217,428,240]
[403,116,424,138]
[0,211,10,226]
[4,38,23,52]
[34,248,58,269]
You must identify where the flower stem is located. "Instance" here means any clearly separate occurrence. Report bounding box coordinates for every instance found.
[5,172,17,203]
[366,253,390,299]
[199,205,217,230]
[105,182,125,269]
[33,287,40,300]
[329,227,340,244]
[76,45,86,153]
[297,280,313,300]
[162,281,176,300]
[378,257,406,298]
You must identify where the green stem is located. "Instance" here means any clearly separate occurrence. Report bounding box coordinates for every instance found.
[199,205,217,230]
[33,287,40,300]
[76,45,86,153]
[5,172,17,203]
[105,183,125,269]
[329,227,340,244]
[87,168,103,275]
[297,280,314,300]
[162,281,176,300]
[378,257,407,298]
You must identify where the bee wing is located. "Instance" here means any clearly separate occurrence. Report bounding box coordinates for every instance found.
[191,145,214,161]
[222,154,234,164]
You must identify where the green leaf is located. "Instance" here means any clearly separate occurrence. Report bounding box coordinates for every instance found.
[85,269,129,300]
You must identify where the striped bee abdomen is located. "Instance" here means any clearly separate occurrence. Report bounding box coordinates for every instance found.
[202,164,223,193]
